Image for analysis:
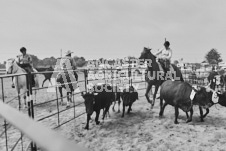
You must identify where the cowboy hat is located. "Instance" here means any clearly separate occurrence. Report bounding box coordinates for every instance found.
[65,50,74,56]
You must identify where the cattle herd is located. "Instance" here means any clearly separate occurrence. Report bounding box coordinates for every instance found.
[81,75,226,130]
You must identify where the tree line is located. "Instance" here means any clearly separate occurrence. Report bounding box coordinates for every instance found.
[0,48,223,69]
[0,55,87,69]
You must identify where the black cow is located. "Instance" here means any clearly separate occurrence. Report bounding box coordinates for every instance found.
[82,84,115,130]
[199,89,226,121]
[159,80,213,124]
[199,70,226,119]
[121,86,139,117]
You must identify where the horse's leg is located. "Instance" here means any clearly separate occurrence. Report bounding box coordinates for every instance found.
[24,93,28,109]
[112,101,116,112]
[34,89,37,104]
[42,78,48,87]
[118,99,121,113]
[12,77,15,88]
[48,78,53,86]
[152,84,160,109]
[17,88,21,109]
[145,83,152,104]
[66,92,70,108]
[58,87,63,105]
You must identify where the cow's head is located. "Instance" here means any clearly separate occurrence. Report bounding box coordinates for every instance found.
[193,86,214,109]
[82,92,97,115]
[204,85,226,106]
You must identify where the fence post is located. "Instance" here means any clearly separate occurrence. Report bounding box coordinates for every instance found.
[55,86,60,126]
[26,72,37,151]
[1,78,9,151]
[84,69,88,92]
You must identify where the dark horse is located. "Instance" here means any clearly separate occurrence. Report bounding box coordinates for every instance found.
[139,47,184,108]
[36,66,54,87]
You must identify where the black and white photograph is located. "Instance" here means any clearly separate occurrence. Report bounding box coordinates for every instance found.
[1,0,226,151]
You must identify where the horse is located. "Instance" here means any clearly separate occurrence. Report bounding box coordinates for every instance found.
[36,66,54,87]
[5,58,39,108]
[139,47,184,108]
[53,67,78,108]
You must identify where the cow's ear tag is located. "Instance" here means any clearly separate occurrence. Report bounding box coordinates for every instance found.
[94,93,98,95]
[190,89,196,100]
[212,91,219,103]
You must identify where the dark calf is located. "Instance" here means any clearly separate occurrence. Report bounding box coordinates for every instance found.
[82,84,114,130]
[36,66,54,87]
[121,86,138,117]
[199,90,226,122]
[159,80,213,124]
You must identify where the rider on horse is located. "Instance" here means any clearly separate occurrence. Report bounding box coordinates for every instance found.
[11,47,35,88]
[154,41,172,74]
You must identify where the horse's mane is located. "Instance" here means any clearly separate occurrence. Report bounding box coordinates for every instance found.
[143,47,156,61]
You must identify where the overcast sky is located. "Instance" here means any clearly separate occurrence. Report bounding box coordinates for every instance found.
[1,0,226,63]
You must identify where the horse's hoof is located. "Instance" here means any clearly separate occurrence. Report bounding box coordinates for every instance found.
[174,121,179,124]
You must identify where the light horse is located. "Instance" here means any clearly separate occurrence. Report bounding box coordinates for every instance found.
[139,47,184,108]
[53,61,78,108]
[5,58,39,108]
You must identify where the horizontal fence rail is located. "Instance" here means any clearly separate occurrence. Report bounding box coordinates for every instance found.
[0,101,88,151]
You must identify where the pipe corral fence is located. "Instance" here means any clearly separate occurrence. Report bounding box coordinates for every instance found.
[0,66,212,151]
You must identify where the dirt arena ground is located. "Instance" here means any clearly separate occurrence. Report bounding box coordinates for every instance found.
[1,72,226,151]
